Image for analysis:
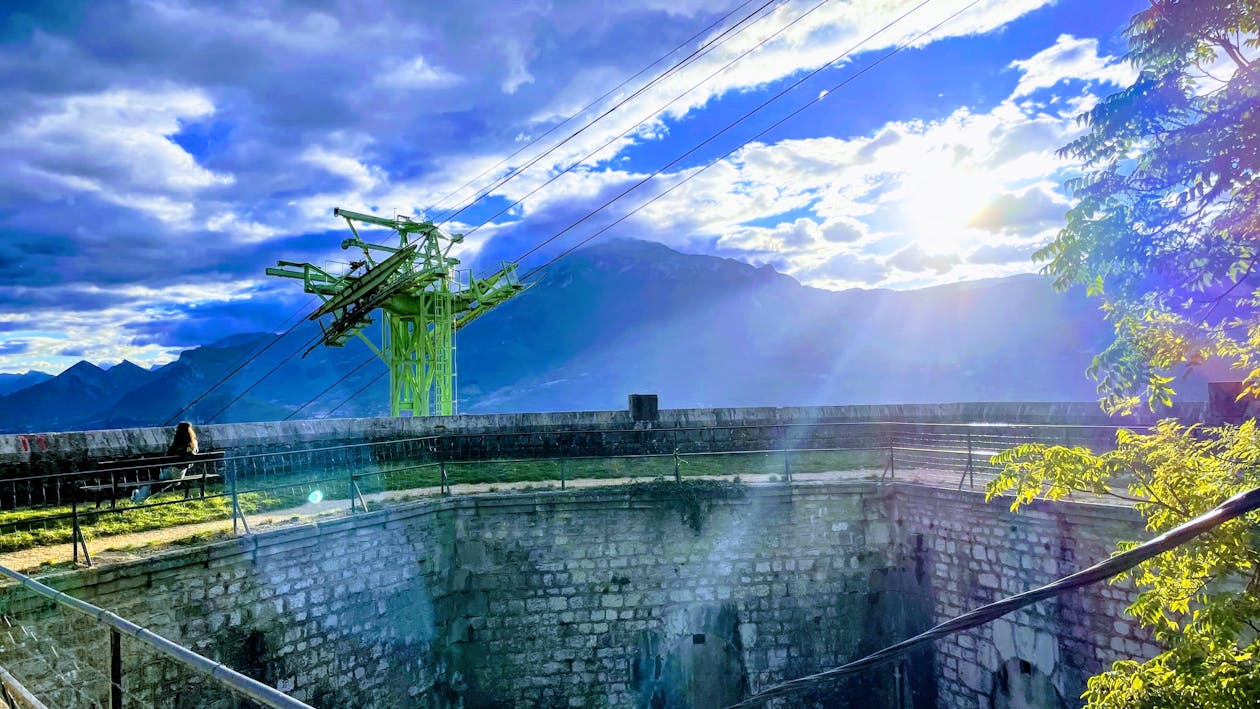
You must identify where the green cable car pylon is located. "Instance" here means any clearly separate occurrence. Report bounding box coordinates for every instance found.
[266,207,526,417]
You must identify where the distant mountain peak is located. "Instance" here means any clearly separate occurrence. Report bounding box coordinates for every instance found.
[64,360,105,376]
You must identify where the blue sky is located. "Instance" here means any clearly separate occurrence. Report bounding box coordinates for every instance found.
[0,0,1148,374]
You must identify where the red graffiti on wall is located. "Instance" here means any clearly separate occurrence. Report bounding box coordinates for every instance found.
[17,434,48,453]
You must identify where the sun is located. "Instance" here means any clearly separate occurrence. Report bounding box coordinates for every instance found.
[897,163,997,254]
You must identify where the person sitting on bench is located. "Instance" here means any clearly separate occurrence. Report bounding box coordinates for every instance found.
[131,422,200,504]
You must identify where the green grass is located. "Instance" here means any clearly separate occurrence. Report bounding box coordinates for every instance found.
[360,448,880,493]
[0,448,881,554]
[0,479,326,553]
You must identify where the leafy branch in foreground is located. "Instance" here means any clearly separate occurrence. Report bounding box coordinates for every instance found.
[1000,2,1260,702]
[1043,0,1260,414]
[988,419,1260,707]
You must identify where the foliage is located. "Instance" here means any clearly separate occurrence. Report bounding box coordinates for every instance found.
[1041,0,1260,413]
[989,421,1260,707]
[627,479,748,533]
[1000,2,1260,704]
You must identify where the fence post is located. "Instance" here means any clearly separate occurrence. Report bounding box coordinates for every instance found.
[350,473,368,512]
[349,468,357,512]
[72,501,80,566]
[70,501,91,567]
[673,449,681,483]
[230,468,250,535]
[959,430,975,490]
[109,628,122,709]
[441,462,449,495]
[560,458,566,490]
[783,436,792,483]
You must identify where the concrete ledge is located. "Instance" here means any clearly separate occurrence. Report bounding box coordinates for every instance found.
[0,402,1207,467]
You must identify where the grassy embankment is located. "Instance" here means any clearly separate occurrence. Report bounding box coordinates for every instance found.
[0,449,880,554]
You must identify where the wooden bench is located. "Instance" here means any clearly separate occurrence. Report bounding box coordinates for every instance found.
[79,451,226,508]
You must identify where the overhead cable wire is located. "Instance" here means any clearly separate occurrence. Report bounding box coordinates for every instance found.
[188,4,773,422]
[202,331,325,424]
[461,0,832,250]
[325,0,941,416]
[200,1,793,419]
[283,354,377,420]
[727,485,1260,708]
[519,0,949,277]
[426,0,769,222]
[324,368,388,418]
[162,297,316,426]
[433,0,779,225]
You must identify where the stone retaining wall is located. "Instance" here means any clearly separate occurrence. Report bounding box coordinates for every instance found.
[891,486,1150,708]
[0,481,1150,708]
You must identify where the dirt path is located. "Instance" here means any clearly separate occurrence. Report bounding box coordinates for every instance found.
[2,466,1108,574]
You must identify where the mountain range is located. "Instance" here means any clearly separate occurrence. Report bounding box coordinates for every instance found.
[0,238,1175,433]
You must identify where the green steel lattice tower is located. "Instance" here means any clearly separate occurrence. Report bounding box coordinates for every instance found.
[266,207,526,417]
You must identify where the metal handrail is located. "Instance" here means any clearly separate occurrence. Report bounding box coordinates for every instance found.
[0,566,312,709]
[0,419,1137,563]
[0,664,47,709]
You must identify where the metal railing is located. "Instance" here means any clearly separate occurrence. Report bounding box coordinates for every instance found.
[0,420,1139,565]
[0,663,46,709]
[0,564,313,705]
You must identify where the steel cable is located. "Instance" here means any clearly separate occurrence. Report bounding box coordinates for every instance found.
[465,0,834,251]
[326,0,947,414]
[202,331,324,423]
[283,354,377,421]
[162,297,316,426]
[428,0,774,223]
[521,0,956,279]
[727,485,1260,707]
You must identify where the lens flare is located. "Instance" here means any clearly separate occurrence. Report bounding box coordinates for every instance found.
[308,490,324,504]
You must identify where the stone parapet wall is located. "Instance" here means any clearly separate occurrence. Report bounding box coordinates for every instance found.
[0,401,1203,473]
[0,505,451,708]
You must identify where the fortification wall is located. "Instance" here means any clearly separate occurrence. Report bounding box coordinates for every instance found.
[892,486,1151,708]
[0,400,1204,472]
[0,481,1149,708]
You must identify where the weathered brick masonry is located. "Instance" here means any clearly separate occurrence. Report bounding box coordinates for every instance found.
[891,486,1151,708]
[0,481,1150,708]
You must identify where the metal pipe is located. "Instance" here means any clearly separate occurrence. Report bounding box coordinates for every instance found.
[0,664,48,709]
[0,566,313,709]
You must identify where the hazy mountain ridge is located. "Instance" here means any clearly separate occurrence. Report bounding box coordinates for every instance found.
[0,371,53,397]
[0,239,1134,433]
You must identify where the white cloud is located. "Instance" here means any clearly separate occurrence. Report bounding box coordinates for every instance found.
[377,56,460,89]
[597,30,1137,290]
[1009,34,1137,98]
[0,279,269,374]
[302,146,384,192]
[888,243,961,273]
[480,0,1058,191]
[502,40,535,94]
[0,0,1141,372]
[0,88,232,224]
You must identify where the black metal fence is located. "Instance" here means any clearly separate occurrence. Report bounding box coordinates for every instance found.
[0,420,1137,566]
